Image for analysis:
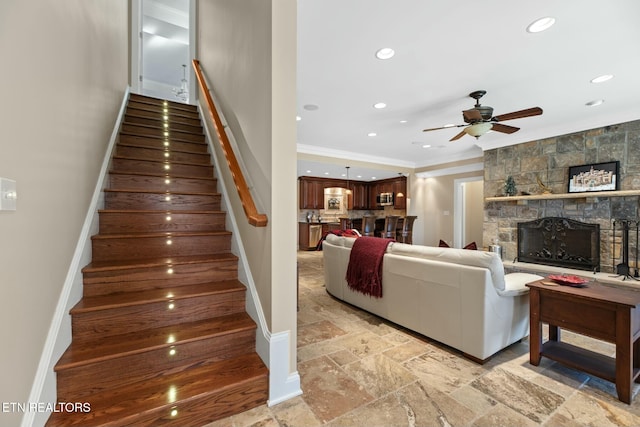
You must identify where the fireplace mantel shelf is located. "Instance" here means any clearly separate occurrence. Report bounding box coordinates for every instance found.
[486,189,640,202]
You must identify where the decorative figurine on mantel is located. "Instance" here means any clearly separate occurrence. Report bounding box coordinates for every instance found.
[504,176,517,196]
[536,174,552,194]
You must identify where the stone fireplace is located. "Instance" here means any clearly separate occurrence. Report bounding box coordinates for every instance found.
[517,217,600,271]
[482,119,640,275]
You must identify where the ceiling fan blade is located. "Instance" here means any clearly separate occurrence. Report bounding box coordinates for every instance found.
[491,123,520,134]
[492,107,543,122]
[423,124,465,132]
[449,129,467,141]
[463,109,482,122]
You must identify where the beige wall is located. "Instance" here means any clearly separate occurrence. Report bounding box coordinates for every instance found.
[412,158,484,247]
[0,0,128,425]
[197,0,298,371]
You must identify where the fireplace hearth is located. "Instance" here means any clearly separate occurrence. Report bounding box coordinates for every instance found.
[517,217,600,271]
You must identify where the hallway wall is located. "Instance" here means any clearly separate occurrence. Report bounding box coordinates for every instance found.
[0,1,129,425]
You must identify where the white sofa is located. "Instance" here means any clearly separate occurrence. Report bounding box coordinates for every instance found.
[322,234,543,362]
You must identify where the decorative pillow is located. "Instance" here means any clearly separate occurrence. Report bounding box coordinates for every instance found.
[438,239,450,248]
[463,241,478,250]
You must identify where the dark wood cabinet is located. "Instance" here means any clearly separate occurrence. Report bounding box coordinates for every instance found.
[299,175,407,211]
[299,178,324,209]
[393,176,407,209]
[351,182,368,210]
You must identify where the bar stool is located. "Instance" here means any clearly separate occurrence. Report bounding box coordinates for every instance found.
[361,215,377,236]
[382,215,400,239]
[397,215,417,244]
[339,217,352,230]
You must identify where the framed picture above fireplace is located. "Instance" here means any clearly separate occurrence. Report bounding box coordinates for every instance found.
[568,161,619,193]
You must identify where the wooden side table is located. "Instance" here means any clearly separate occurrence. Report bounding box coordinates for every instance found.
[527,279,640,404]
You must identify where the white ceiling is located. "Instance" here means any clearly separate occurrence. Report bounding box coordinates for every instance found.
[296,0,640,181]
[141,1,640,182]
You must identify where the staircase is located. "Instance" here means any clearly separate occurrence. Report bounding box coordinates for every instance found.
[46,94,268,427]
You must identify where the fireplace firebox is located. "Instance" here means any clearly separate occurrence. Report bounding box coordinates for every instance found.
[517,217,600,271]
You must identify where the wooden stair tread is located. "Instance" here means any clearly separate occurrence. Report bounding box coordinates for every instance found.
[55,312,255,370]
[108,170,216,181]
[112,154,211,167]
[83,253,237,272]
[71,280,245,313]
[46,353,268,427]
[116,141,209,155]
[104,188,218,196]
[97,209,223,215]
[91,230,231,240]
[122,121,204,136]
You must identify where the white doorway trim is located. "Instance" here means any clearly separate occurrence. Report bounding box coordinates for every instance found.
[453,176,483,248]
[130,0,142,94]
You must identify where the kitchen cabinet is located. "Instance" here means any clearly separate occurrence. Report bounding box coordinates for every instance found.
[298,222,322,250]
[350,182,369,210]
[393,176,407,209]
[299,178,324,209]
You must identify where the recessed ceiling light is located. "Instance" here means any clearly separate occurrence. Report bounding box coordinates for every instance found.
[324,172,330,175]
[526,17,556,33]
[422,144,432,148]
[303,104,319,111]
[296,115,301,121]
[371,176,377,180]
[400,120,407,124]
[373,102,387,109]
[356,175,362,178]
[375,48,395,60]
[368,132,377,137]
[306,170,311,173]
[591,74,614,83]
[585,99,604,107]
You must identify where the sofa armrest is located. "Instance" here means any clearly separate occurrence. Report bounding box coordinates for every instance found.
[498,272,544,297]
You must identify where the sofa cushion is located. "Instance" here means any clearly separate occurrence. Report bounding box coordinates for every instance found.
[388,242,507,291]
[325,233,358,249]
[499,272,544,296]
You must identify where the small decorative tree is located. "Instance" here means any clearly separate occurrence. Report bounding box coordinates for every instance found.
[504,175,517,196]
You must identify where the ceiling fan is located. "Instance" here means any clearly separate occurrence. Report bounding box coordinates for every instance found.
[423,90,543,141]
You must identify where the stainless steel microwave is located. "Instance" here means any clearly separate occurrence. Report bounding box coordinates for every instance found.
[377,192,394,206]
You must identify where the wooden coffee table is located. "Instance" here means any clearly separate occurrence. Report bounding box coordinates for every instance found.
[527,279,640,404]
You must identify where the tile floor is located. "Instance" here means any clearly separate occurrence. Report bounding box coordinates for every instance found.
[205,250,640,426]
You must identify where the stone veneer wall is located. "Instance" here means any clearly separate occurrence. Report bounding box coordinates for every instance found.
[484,119,640,273]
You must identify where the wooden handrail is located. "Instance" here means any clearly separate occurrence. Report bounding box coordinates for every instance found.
[192,59,268,227]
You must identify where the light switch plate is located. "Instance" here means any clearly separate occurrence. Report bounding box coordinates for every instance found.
[0,177,17,211]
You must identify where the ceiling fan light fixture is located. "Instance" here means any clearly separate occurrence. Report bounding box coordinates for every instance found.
[526,17,556,33]
[375,48,395,60]
[465,122,493,137]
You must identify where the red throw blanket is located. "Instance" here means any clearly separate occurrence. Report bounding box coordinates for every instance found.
[346,237,394,298]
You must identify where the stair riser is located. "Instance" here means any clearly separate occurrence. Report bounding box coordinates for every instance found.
[99,212,226,235]
[121,123,204,143]
[104,191,221,211]
[111,158,213,178]
[92,234,232,262]
[109,174,217,193]
[71,291,246,340]
[125,115,203,134]
[56,329,256,400]
[126,107,202,127]
[116,145,211,164]
[83,260,238,297]
[119,134,208,153]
